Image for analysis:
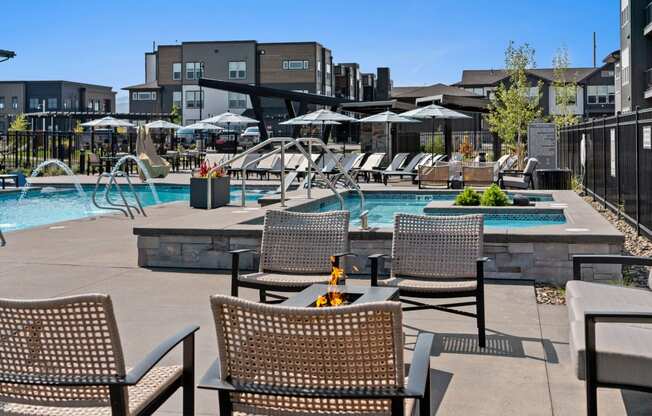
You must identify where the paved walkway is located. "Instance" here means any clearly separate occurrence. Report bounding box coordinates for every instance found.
[1,203,651,415]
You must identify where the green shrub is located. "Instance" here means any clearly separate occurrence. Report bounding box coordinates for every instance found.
[455,187,481,206]
[480,184,510,206]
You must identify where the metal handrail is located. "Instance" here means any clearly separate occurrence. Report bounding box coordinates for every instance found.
[91,172,147,220]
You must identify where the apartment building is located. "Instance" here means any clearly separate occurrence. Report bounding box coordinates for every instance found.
[456,65,616,118]
[334,63,362,100]
[0,80,115,133]
[615,0,652,112]
[361,73,376,101]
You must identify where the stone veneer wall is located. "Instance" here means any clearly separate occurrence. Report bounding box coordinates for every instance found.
[138,233,623,284]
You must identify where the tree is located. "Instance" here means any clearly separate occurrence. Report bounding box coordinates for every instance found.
[8,114,29,132]
[73,120,84,134]
[552,47,579,129]
[486,41,543,168]
[170,105,182,125]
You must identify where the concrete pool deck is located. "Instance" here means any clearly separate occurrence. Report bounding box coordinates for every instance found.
[0,199,650,415]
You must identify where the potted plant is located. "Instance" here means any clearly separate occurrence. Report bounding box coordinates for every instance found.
[190,161,230,209]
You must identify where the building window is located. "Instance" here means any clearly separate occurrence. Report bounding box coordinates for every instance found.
[185,90,203,109]
[47,98,58,110]
[93,101,99,111]
[11,97,18,110]
[326,63,331,74]
[228,92,247,109]
[555,86,576,105]
[621,47,630,86]
[0,97,4,110]
[601,70,614,78]
[63,99,72,110]
[228,61,247,79]
[587,85,615,104]
[282,60,309,70]
[185,62,204,80]
[173,91,182,108]
[621,0,629,26]
[132,91,157,101]
[172,63,182,80]
[29,98,40,110]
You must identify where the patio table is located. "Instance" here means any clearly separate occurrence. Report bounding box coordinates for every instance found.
[282,284,399,307]
[0,174,18,189]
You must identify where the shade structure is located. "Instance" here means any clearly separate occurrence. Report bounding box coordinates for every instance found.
[279,117,341,126]
[400,104,471,159]
[179,122,224,132]
[201,111,259,125]
[293,109,357,123]
[80,116,135,128]
[356,111,419,160]
[145,120,183,129]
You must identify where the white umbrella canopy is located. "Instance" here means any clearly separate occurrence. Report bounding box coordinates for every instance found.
[279,117,341,126]
[201,111,259,125]
[179,122,224,132]
[80,116,135,128]
[295,109,356,123]
[145,120,183,129]
[400,104,471,120]
[356,111,419,160]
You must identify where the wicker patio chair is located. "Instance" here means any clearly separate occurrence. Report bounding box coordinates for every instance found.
[229,210,352,302]
[462,164,495,187]
[418,164,450,188]
[87,152,103,175]
[0,294,198,415]
[369,213,488,348]
[200,295,434,416]
[499,158,538,189]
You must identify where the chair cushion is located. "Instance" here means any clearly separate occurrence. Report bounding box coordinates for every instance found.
[0,365,182,416]
[239,272,331,288]
[501,176,528,188]
[569,320,652,387]
[378,277,477,293]
[565,281,652,322]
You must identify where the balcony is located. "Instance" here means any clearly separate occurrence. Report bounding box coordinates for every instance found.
[645,2,652,36]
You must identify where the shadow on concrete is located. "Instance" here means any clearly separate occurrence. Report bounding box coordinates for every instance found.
[621,389,652,415]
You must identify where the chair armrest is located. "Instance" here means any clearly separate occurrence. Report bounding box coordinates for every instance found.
[332,252,357,269]
[369,254,390,287]
[572,255,652,281]
[501,169,523,175]
[124,325,200,385]
[476,257,489,285]
[199,359,421,398]
[228,248,255,255]
[229,249,255,296]
[405,332,434,397]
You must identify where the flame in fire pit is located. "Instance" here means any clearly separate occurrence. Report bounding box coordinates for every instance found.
[316,257,346,307]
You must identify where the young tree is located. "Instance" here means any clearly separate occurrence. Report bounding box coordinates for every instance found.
[486,41,543,167]
[552,47,579,129]
[8,114,29,132]
[170,105,182,125]
[73,120,84,134]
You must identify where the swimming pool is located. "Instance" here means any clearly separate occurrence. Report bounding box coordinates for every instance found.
[0,184,273,232]
[299,192,566,229]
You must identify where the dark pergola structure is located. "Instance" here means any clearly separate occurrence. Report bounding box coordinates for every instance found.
[198,78,352,141]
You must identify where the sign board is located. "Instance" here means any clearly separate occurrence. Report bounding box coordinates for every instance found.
[644,126,652,150]
[527,123,557,169]
[610,128,616,177]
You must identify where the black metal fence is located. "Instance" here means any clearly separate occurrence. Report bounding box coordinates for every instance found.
[558,107,652,238]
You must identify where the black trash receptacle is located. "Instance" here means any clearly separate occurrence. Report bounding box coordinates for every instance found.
[536,168,572,190]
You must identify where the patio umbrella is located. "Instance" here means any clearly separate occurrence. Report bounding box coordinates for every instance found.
[202,112,259,154]
[145,120,183,129]
[81,117,135,155]
[285,109,356,149]
[400,104,471,159]
[178,122,224,150]
[356,111,419,160]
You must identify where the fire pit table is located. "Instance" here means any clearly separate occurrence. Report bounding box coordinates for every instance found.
[282,284,399,307]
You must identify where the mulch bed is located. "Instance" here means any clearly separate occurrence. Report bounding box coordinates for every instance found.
[535,193,652,305]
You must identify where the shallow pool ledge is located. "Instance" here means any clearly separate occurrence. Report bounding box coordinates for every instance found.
[133,189,624,285]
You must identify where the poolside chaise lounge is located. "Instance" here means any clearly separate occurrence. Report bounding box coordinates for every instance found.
[0,294,198,415]
[228,153,260,179]
[381,153,427,185]
[247,153,280,180]
[267,153,303,179]
[499,157,538,189]
[353,152,386,182]
[567,254,652,416]
[229,210,351,302]
[323,152,362,176]
[367,152,409,183]
[369,213,488,348]
[201,295,434,416]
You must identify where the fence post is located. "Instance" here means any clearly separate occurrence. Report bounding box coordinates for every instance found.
[635,106,641,236]
[591,119,596,202]
[603,116,607,209]
[616,112,620,208]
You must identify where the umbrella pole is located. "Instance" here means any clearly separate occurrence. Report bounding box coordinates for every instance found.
[431,116,435,161]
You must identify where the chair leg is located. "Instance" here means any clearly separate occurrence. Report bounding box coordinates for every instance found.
[586,380,598,416]
[182,333,195,415]
[477,291,486,349]
[259,289,267,303]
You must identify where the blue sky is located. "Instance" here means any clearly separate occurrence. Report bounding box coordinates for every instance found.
[2,0,619,110]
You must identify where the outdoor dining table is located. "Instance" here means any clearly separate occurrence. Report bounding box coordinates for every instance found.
[282,284,399,307]
[0,174,18,189]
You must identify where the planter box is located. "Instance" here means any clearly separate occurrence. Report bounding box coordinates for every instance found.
[190,176,230,209]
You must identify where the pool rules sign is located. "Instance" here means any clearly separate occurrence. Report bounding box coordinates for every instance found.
[527,123,557,169]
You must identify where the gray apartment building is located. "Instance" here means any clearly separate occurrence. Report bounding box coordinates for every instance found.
[455,65,616,118]
[334,63,362,100]
[0,80,115,133]
[615,0,652,112]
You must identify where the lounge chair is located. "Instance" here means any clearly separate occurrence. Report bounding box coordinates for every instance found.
[201,295,434,416]
[353,152,385,182]
[323,152,360,176]
[368,153,409,183]
[499,157,538,189]
[381,153,427,184]
[229,210,351,302]
[228,153,260,179]
[369,213,488,348]
[204,153,227,166]
[319,152,343,174]
[462,163,495,187]
[294,153,321,177]
[268,153,302,179]
[0,294,198,415]
[418,163,450,188]
[568,255,652,416]
[248,153,280,180]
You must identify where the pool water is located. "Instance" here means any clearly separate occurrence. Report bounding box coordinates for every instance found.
[305,192,566,229]
[0,184,273,232]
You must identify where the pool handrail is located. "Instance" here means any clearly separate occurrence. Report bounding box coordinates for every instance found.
[91,171,147,220]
